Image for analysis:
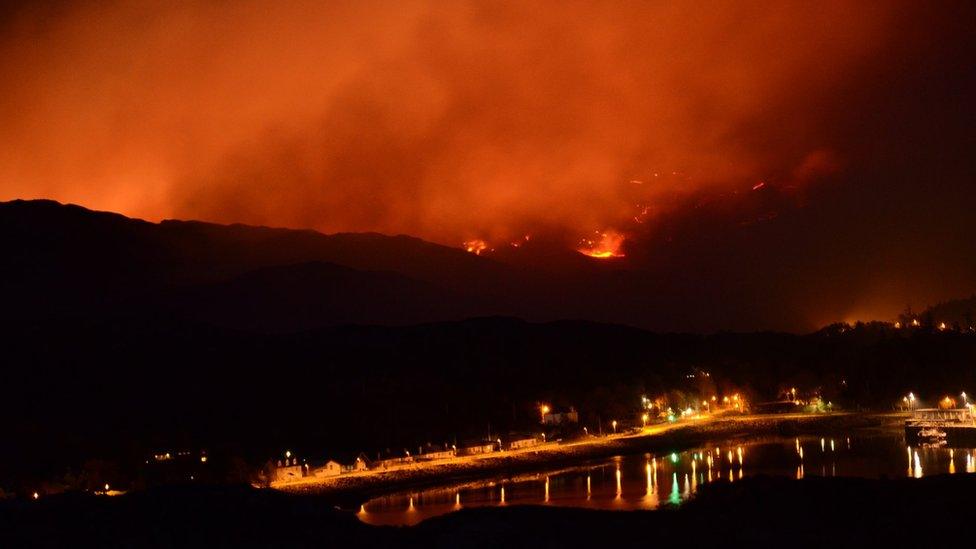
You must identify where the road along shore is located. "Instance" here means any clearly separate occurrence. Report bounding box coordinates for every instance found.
[275,412,905,506]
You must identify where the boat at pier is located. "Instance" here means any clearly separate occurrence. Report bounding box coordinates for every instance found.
[905,408,976,446]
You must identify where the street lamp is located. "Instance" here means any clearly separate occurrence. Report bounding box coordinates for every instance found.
[611,420,617,433]
[641,413,649,428]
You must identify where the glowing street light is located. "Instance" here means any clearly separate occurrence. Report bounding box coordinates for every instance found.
[611,420,618,433]
[540,404,550,423]
[641,413,649,427]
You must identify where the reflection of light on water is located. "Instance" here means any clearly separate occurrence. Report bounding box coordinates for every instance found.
[360,434,976,527]
[669,473,680,505]
[615,466,622,499]
[645,462,652,496]
[642,461,659,509]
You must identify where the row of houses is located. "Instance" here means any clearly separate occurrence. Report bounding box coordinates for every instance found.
[274,435,543,483]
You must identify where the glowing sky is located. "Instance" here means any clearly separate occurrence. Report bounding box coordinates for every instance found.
[0,0,973,328]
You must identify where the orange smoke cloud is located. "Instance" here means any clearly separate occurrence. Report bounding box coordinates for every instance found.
[0,1,902,246]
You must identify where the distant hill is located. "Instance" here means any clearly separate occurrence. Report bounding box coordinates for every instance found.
[0,199,716,332]
[158,261,477,332]
[0,199,524,328]
[0,199,857,332]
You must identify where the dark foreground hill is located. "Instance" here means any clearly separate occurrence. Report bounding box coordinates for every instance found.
[2,310,975,493]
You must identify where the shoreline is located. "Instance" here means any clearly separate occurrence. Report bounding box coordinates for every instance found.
[277,411,905,506]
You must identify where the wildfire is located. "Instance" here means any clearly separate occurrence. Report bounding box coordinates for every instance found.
[463,239,489,255]
[577,230,626,259]
[509,234,531,248]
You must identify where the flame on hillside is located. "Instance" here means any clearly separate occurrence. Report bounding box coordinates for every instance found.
[577,230,626,259]
[463,239,489,255]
